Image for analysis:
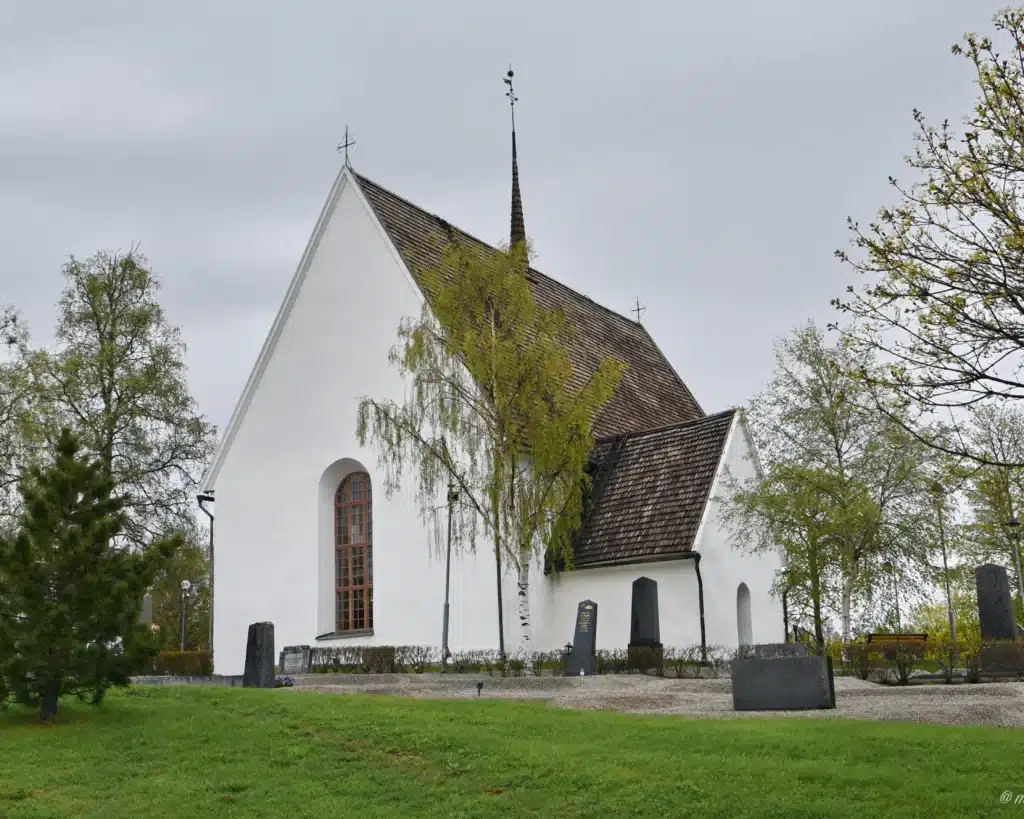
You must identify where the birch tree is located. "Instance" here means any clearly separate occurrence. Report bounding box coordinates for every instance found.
[961,404,1024,613]
[25,250,216,549]
[0,307,34,528]
[724,322,933,642]
[356,240,622,660]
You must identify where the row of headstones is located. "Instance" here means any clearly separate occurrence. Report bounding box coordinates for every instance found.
[566,564,1022,711]
[208,563,1023,695]
[566,576,662,675]
[733,563,1024,710]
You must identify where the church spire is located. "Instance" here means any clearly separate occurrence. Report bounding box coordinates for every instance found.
[504,66,526,248]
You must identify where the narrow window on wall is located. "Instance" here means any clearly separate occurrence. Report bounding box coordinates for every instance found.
[335,472,374,632]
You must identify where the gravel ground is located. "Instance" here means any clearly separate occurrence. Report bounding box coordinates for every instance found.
[288,673,1024,727]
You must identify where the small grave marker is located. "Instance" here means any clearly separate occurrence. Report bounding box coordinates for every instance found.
[566,600,598,676]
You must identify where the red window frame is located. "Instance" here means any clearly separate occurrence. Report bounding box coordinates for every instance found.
[335,472,373,632]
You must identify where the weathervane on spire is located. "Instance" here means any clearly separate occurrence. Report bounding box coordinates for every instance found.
[337,125,356,167]
[503,64,517,130]
[505,64,526,249]
[632,298,647,324]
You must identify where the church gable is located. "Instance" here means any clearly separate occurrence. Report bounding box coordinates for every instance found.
[571,409,737,569]
[354,173,704,439]
[201,166,423,492]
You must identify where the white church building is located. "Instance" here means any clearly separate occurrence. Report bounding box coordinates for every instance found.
[201,123,784,675]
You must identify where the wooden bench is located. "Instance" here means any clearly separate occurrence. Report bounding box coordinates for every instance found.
[862,633,928,667]
[865,633,928,647]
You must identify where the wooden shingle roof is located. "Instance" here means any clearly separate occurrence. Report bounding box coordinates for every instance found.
[354,172,704,439]
[573,410,737,568]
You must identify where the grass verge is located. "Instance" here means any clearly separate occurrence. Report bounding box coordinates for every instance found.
[1,685,1023,818]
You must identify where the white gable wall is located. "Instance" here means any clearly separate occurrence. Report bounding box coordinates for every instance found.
[693,414,784,647]
[211,171,517,674]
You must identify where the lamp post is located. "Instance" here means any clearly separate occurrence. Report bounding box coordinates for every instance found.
[441,482,458,673]
[780,568,790,643]
[180,579,192,652]
[883,560,900,629]
[197,492,214,654]
[929,482,957,643]
[1005,517,1024,613]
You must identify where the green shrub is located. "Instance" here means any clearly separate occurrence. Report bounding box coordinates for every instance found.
[152,651,212,677]
[883,643,925,685]
[627,645,664,675]
[924,635,958,683]
[360,647,396,674]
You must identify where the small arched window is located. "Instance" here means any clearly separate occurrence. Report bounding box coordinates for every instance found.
[335,472,373,632]
[737,582,753,646]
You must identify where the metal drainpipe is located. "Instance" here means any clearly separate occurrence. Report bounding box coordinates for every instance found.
[197,492,215,659]
[782,587,790,643]
[681,552,707,665]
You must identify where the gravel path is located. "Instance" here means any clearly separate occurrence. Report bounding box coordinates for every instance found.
[288,673,1024,727]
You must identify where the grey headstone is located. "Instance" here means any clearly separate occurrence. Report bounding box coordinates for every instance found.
[566,600,598,676]
[976,564,1016,641]
[753,642,808,659]
[138,593,153,625]
[280,645,311,675]
[629,576,661,648]
[731,655,836,711]
[242,622,275,688]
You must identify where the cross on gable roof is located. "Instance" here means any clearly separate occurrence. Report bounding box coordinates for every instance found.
[353,172,704,438]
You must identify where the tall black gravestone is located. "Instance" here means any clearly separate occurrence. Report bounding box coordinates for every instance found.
[629,577,661,647]
[566,600,598,676]
[976,563,1016,641]
[628,577,663,672]
[243,621,275,688]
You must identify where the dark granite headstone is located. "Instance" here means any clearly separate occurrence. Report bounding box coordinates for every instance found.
[243,621,275,688]
[753,642,808,659]
[279,644,311,675]
[976,563,1016,641]
[629,577,661,647]
[731,655,836,711]
[566,600,597,676]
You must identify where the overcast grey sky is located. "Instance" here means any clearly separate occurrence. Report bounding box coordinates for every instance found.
[0,1,1008,432]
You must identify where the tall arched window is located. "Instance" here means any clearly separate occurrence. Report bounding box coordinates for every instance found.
[335,472,373,632]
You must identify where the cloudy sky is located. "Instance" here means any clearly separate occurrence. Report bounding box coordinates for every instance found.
[0,1,1009,432]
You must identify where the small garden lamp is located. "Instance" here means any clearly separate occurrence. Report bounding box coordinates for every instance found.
[180,579,192,652]
[1005,517,1024,612]
[929,481,956,643]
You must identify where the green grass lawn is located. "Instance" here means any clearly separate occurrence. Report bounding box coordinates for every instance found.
[1,686,1023,818]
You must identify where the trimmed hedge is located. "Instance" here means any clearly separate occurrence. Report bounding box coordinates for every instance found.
[151,650,213,677]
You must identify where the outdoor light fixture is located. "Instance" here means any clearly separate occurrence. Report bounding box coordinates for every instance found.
[1005,517,1024,612]
[180,580,193,652]
[930,482,957,643]
[196,492,215,656]
[441,482,459,673]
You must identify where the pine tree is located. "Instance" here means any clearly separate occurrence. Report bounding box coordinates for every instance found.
[0,428,175,721]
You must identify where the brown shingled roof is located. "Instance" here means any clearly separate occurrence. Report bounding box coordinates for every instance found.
[572,410,737,568]
[354,172,704,439]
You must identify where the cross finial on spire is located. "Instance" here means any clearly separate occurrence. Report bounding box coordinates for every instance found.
[504,65,526,249]
[632,298,647,324]
[337,125,356,167]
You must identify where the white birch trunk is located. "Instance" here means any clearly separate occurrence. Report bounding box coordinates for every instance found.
[517,551,533,672]
[841,575,855,644]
